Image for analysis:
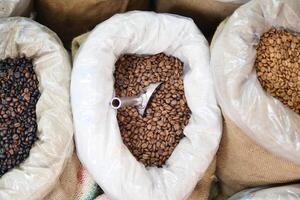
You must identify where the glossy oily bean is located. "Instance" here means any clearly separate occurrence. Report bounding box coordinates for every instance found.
[0,57,40,176]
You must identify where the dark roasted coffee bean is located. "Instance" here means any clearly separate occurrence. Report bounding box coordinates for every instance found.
[0,57,40,176]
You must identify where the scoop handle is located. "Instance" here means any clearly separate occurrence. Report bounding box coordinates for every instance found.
[111,95,142,109]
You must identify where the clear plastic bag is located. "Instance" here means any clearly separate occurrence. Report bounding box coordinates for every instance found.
[214,0,250,4]
[0,17,73,200]
[211,0,300,164]
[72,11,222,200]
[0,0,32,17]
[229,184,300,200]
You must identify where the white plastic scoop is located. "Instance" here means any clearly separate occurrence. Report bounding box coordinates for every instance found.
[110,82,162,116]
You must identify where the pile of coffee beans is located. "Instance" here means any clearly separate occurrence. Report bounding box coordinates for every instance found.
[114,53,190,167]
[255,28,300,114]
[0,57,40,176]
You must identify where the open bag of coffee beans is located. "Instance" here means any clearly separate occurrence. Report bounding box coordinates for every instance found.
[210,0,300,198]
[228,184,300,200]
[71,11,222,200]
[0,17,73,199]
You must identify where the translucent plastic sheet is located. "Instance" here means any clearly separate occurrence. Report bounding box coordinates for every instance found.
[0,18,73,200]
[72,11,222,200]
[0,0,31,17]
[229,184,300,200]
[211,0,300,163]
[214,0,250,4]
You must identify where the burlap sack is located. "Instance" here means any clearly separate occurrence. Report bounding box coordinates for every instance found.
[44,152,101,200]
[44,153,80,200]
[210,0,300,198]
[155,0,241,41]
[43,33,108,200]
[72,11,221,200]
[72,31,219,200]
[35,0,149,46]
[187,158,217,200]
[127,0,149,11]
[0,17,73,200]
[217,116,300,198]
[47,156,217,200]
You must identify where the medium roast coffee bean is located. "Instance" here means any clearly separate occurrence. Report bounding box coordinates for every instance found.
[114,53,190,167]
[0,57,40,176]
[255,28,300,114]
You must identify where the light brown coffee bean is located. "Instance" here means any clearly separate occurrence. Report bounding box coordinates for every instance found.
[255,28,300,114]
[115,53,190,167]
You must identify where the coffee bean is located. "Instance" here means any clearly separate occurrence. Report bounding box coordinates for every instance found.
[0,57,40,176]
[114,53,190,167]
[255,28,300,114]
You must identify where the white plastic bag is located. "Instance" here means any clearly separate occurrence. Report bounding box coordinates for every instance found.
[0,0,32,17]
[214,0,250,4]
[229,184,300,200]
[72,11,221,200]
[95,194,110,200]
[211,0,300,164]
[0,17,73,200]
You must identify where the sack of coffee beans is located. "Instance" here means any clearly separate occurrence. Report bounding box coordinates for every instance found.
[210,0,300,198]
[229,184,300,200]
[72,11,221,200]
[35,0,149,46]
[0,0,32,17]
[0,17,73,199]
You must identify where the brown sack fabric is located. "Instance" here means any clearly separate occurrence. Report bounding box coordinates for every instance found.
[127,0,149,10]
[187,158,217,200]
[35,0,149,47]
[155,0,240,41]
[217,116,300,198]
[44,152,80,200]
[44,152,101,200]
[47,154,216,200]
[35,0,128,46]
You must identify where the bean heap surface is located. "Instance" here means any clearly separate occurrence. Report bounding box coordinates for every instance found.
[0,57,40,176]
[114,53,191,167]
[255,28,300,114]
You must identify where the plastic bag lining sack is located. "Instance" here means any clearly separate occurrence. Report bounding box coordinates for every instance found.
[0,17,73,200]
[228,184,300,200]
[0,0,32,17]
[214,0,250,4]
[71,11,222,200]
[211,0,300,164]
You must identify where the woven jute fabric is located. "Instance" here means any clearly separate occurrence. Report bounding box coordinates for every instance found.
[35,0,149,46]
[217,116,300,198]
[155,0,240,41]
[187,158,217,200]
[44,152,100,200]
[44,153,80,200]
